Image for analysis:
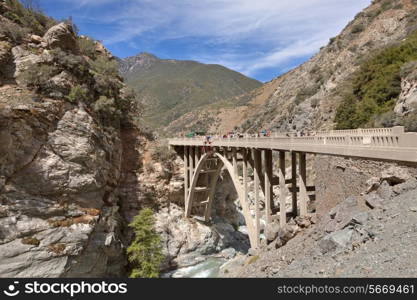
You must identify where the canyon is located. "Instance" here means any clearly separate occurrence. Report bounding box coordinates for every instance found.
[1,0,417,278]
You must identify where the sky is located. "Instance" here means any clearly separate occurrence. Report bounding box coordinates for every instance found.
[37,0,372,82]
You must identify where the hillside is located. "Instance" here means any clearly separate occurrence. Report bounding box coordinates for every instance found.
[119,53,262,131]
[165,0,417,135]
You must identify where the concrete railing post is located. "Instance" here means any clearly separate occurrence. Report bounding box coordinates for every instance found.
[393,126,405,135]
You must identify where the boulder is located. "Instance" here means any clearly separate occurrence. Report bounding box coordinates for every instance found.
[264,222,280,242]
[220,248,236,259]
[43,22,76,52]
[319,228,353,254]
[365,193,384,209]
[30,35,44,44]
[350,212,368,226]
[381,166,410,186]
[154,206,249,270]
[277,224,300,243]
[47,71,76,97]
[392,178,417,195]
[12,46,53,78]
[376,180,394,200]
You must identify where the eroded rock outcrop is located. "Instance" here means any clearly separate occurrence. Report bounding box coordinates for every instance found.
[0,3,139,278]
[395,65,417,115]
[0,100,127,277]
[43,22,77,52]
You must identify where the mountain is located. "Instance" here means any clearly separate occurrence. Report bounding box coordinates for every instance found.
[166,0,417,135]
[119,53,262,131]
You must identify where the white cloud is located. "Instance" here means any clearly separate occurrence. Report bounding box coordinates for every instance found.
[52,0,372,79]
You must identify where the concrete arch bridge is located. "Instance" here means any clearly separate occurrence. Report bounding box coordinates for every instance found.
[168,126,417,249]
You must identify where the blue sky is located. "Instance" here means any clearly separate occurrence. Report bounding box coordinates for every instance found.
[37,0,371,82]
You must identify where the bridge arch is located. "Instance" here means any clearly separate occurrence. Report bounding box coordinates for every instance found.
[185,151,258,248]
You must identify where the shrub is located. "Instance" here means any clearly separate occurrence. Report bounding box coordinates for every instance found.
[90,56,119,77]
[4,0,56,36]
[310,98,320,108]
[0,21,29,42]
[294,84,320,105]
[400,61,417,79]
[398,110,417,132]
[18,63,57,91]
[51,48,87,76]
[77,37,97,58]
[351,24,365,34]
[67,85,89,103]
[335,30,417,129]
[48,243,66,254]
[21,237,40,246]
[127,208,163,278]
[380,0,393,11]
[92,96,117,114]
[152,142,176,163]
[373,110,397,128]
[93,72,122,99]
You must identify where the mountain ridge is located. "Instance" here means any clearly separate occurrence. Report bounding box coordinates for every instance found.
[119,52,262,131]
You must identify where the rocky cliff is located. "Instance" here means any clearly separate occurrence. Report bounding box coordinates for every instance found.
[0,1,142,277]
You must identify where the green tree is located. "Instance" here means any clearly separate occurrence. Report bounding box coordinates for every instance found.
[127,208,163,278]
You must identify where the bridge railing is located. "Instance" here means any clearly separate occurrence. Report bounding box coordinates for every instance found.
[169,126,417,148]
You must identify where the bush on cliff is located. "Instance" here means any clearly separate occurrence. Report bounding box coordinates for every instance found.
[127,208,163,278]
[335,30,417,129]
[4,0,56,36]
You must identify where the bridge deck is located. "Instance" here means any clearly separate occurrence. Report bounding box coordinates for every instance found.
[169,127,417,163]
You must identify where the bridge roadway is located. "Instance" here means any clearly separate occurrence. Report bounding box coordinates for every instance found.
[168,126,417,249]
[169,126,417,163]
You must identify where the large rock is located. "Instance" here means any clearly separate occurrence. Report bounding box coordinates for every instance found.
[11,46,53,78]
[319,228,354,254]
[43,22,77,52]
[381,166,411,186]
[395,66,417,115]
[0,100,125,277]
[154,205,249,270]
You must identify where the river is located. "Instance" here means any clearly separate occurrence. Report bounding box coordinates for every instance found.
[162,257,227,278]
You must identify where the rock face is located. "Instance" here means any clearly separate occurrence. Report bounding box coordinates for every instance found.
[43,23,77,52]
[0,5,141,278]
[0,100,127,277]
[395,66,417,115]
[154,205,249,270]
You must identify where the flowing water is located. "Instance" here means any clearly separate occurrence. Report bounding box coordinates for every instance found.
[163,257,226,278]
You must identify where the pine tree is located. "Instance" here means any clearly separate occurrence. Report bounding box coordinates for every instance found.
[127,208,164,278]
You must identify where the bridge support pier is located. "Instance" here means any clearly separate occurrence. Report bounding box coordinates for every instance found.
[252,149,262,245]
[279,151,288,227]
[232,148,238,177]
[299,153,308,216]
[184,146,189,202]
[189,146,194,188]
[262,149,273,224]
[291,152,297,216]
